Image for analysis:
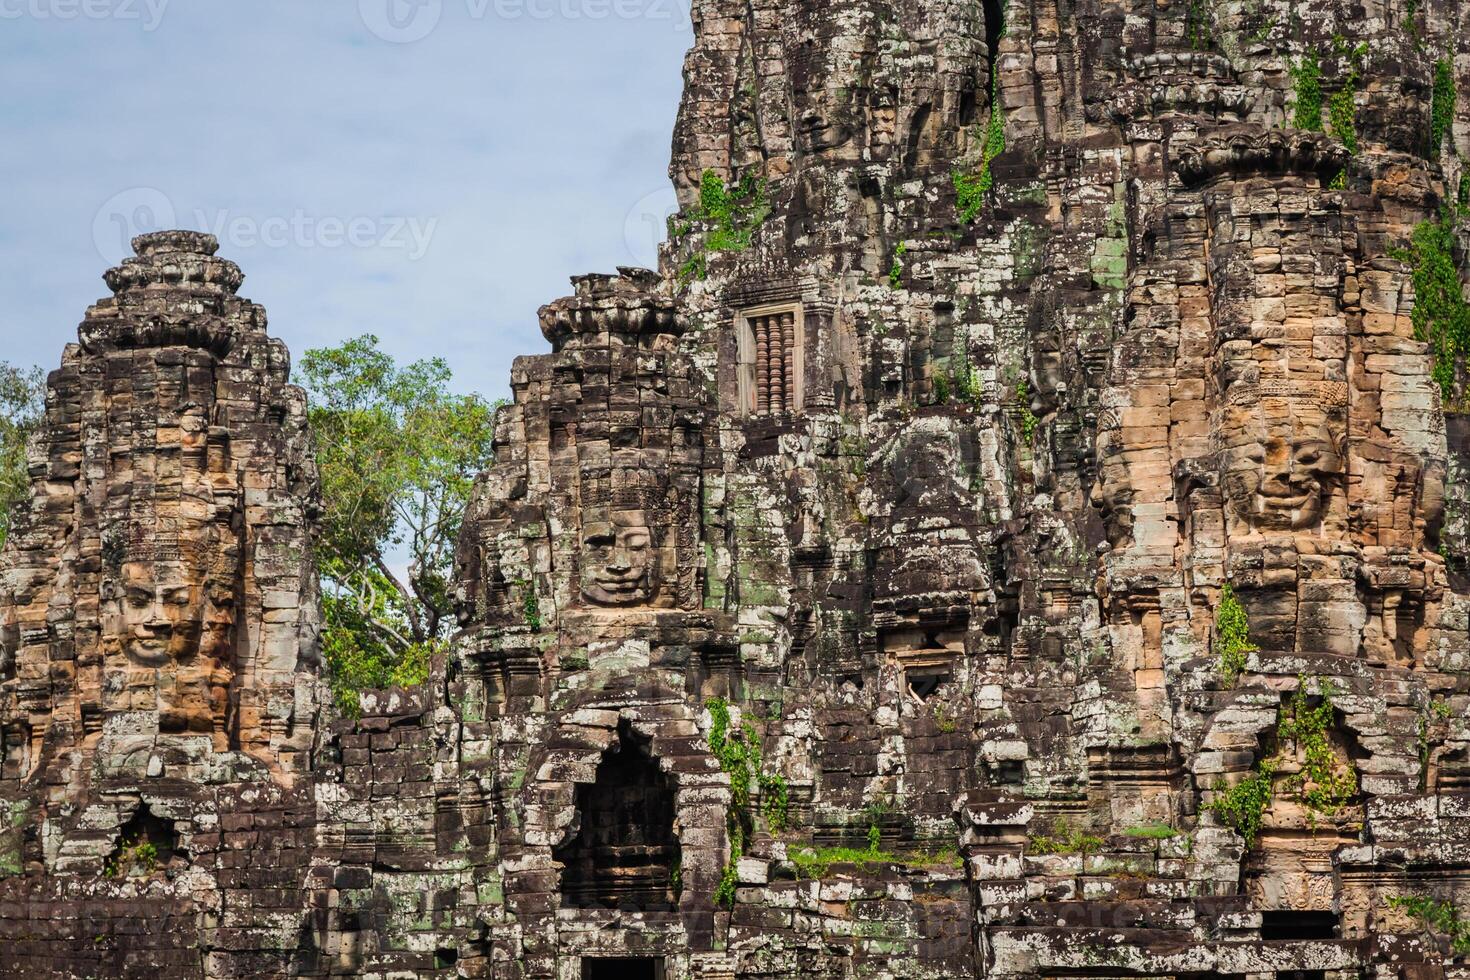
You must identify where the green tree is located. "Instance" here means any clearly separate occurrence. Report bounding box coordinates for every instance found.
[296,335,499,712]
[0,362,45,552]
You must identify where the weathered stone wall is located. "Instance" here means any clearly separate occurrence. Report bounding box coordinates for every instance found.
[6,0,1470,976]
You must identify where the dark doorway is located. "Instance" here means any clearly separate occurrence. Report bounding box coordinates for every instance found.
[555,722,679,911]
[1261,910,1338,940]
[581,957,663,980]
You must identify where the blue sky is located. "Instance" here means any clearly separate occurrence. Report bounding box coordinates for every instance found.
[1,0,692,400]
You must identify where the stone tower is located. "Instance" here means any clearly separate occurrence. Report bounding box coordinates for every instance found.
[5,0,1470,977]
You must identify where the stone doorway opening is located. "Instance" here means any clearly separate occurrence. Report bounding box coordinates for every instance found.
[581,957,664,980]
[556,722,679,911]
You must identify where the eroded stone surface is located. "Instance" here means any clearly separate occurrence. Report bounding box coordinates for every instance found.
[5,0,1470,977]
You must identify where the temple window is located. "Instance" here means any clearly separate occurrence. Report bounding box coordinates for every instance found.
[880,622,964,706]
[737,304,805,416]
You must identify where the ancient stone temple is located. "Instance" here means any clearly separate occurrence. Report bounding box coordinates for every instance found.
[6,0,1470,977]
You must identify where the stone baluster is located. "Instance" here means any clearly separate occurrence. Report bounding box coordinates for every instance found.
[755,315,771,414]
[769,314,785,414]
[780,311,796,412]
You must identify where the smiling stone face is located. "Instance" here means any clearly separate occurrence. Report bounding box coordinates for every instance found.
[119,559,206,668]
[580,515,657,607]
[1223,423,1343,532]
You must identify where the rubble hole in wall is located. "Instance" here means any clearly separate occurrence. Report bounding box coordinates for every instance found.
[1260,910,1339,940]
[105,802,178,878]
[905,666,951,703]
[555,721,679,911]
[581,958,664,980]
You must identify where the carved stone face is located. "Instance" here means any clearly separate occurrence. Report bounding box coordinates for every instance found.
[580,516,656,607]
[797,92,855,154]
[1093,443,1137,550]
[1223,423,1342,532]
[120,560,205,667]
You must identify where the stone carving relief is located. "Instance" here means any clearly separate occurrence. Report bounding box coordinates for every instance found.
[457,269,706,641]
[0,231,319,784]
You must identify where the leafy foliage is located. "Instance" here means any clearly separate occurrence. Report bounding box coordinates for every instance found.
[953,62,1007,222]
[1292,50,1324,132]
[706,697,788,904]
[889,241,907,289]
[1402,209,1470,403]
[104,836,159,879]
[1186,0,1212,50]
[1026,817,1105,856]
[297,335,498,714]
[0,362,44,553]
[1016,381,1038,441]
[679,169,770,283]
[1276,680,1358,819]
[1389,895,1470,954]
[944,329,985,408]
[1432,58,1457,160]
[1327,38,1368,158]
[1207,677,1359,846]
[1215,583,1258,684]
[932,371,952,404]
[1206,762,1275,848]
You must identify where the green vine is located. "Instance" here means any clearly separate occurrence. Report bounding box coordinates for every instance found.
[1207,677,1359,846]
[1292,50,1324,132]
[706,696,787,905]
[1432,58,1457,160]
[713,851,739,907]
[944,328,985,407]
[953,59,1007,223]
[1186,0,1212,50]
[889,241,907,289]
[518,580,542,632]
[1276,680,1358,820]
[1402,208,1470,403]
[1016,381,1038,440]
[1389,895,1470,954]
[1206,762,1275,848]
[1326,37,1367,159]
[1215,583,1258,685]
[761,773,790,832]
